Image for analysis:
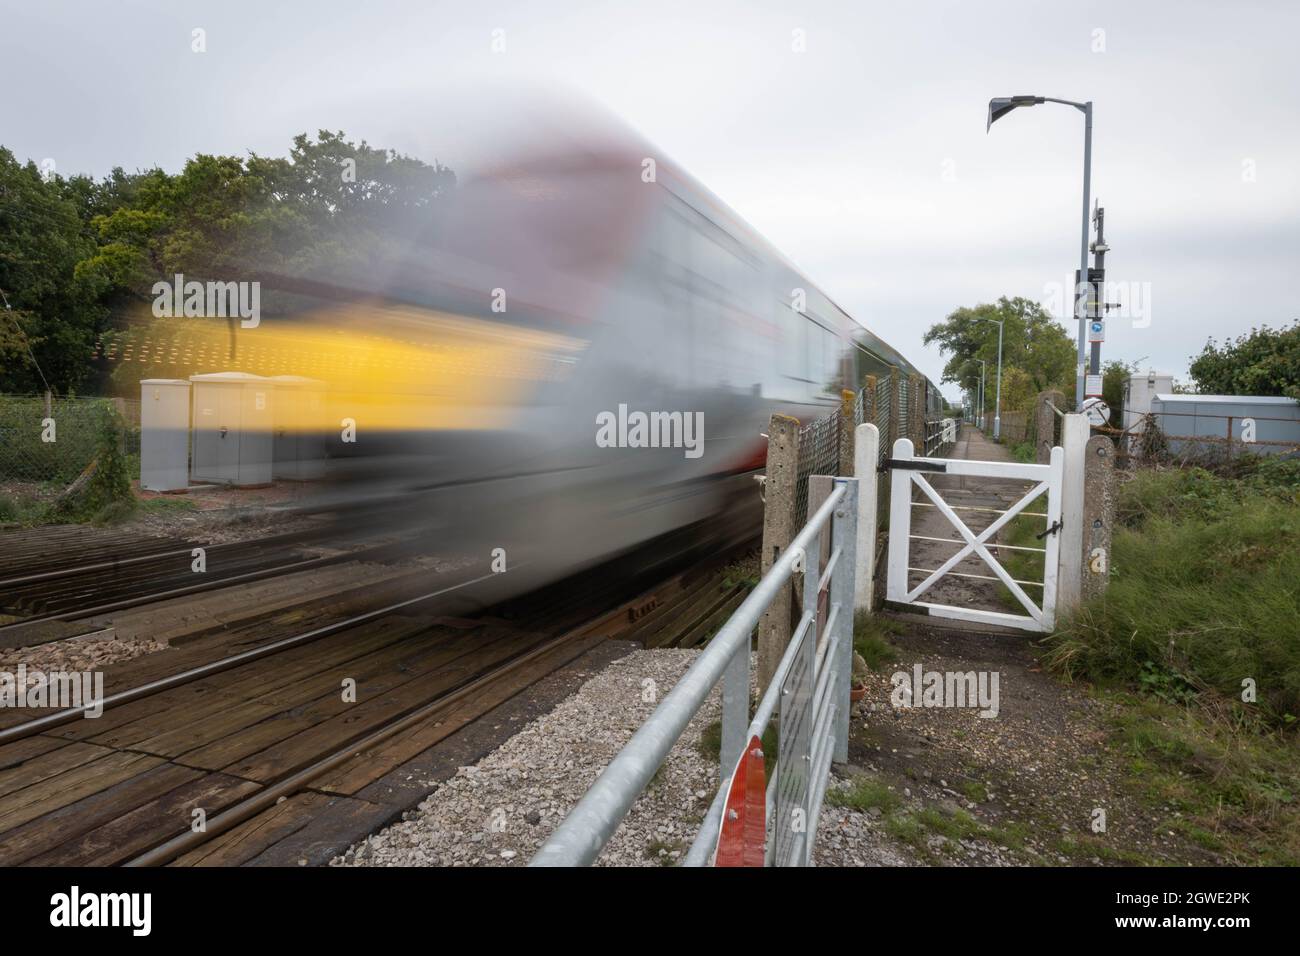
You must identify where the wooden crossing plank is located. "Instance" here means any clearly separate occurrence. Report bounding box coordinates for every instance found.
[0,750,164,835]
[168,792,332,867]
[24,771,260,865]
[0,740,114,799]
[0,761,203,865]
[220,630,550,783]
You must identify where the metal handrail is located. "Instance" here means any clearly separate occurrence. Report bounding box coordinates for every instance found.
[530,477,858,867]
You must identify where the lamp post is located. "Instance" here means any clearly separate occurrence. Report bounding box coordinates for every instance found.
[978,317,1005,440]
[987,94,1093,408]
[977,359,987,433]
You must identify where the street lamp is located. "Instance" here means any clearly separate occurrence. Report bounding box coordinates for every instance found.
[987,94,1093,408]
[977,317,1005,440]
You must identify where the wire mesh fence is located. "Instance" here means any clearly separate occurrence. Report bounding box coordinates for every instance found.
[794,409,842,523]
[0,395,138,485]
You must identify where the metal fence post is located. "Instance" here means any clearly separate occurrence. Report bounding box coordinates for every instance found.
[831,477,858,764]
[852,423,879,612]
[719,644,749,783]
[758,414,799,694]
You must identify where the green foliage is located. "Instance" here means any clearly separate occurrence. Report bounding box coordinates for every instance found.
[2,133,455,395]
[922,296,1075,413]
[45,402,136,524]
[1045,463,1300,721]
[853,611,901,672]
[1010,441,1035,463]
[825,776,901,813]
[0,148,107,393]
[1104,691,1300,865]
[1188,320,1300,399]
[1101,358,1136,427]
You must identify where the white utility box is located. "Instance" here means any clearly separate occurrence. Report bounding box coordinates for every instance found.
[139,379,191,492]
[189,372,274,487]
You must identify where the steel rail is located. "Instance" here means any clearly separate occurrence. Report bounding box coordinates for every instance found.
[0,567,503,746]
[0,538,415,636]
[0,523,335,589]
[125,552,715,867]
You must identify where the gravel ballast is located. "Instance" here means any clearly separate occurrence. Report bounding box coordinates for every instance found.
[334,647,902,868]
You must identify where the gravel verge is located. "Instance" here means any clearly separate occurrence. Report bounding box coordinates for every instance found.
[335,648,722,867]
[333,646,909,868]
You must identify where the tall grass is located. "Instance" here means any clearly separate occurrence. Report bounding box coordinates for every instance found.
[1045,458,1300,721]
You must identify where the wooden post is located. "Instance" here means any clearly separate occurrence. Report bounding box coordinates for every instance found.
[863,374,878,430]
[1035,389,1064,464]
[1057,413,1088,615]
[758,414,799,695]
[838,389,855,477]
[853,423,880,611]
[1081,435,1116,603]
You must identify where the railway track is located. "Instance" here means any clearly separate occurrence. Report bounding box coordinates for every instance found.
[0,521,443,647]
[0,521,757,866]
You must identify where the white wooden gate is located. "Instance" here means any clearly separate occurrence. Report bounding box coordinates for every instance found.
[884,438,1064,632]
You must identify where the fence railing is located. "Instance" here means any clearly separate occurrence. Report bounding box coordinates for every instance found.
[530,477,859,867]
[0,394,139,484]
[923,417,958,458]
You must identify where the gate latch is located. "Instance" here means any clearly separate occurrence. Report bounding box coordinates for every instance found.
[1036,520,1063,540]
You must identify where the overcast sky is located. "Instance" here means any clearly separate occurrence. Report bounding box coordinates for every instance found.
[4,0,1297,395]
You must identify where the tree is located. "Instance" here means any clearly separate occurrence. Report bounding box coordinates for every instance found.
[1101,359,1136,428]
[0,132,457,395]
[1188,321,1300,399]
[923,296,1076,412]
[0,148,106,393]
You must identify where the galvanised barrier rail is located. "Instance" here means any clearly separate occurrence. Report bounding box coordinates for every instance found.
[530,476,859,867]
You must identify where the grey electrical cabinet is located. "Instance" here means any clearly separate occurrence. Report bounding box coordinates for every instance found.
[139,379,191,492]
[270,375,327,480]
[189,372,274,486]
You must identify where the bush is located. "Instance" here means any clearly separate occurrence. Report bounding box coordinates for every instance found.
[44,402,136,524]
[1010,441,1035,464]
[1046,465,1300,721]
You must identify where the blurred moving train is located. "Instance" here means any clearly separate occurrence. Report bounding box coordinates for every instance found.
[170,105,947,603]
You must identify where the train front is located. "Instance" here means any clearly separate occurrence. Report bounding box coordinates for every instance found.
[176,115,719,602]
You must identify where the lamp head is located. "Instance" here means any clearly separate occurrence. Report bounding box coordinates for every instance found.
[987,95,1046,132]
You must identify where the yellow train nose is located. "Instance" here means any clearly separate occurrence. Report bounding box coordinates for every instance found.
[123,303,588,434]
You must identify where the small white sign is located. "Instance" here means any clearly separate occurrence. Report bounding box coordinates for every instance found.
[1083,397,1110,427]
[1085,374,1103,397]
[1088,319,1105,342]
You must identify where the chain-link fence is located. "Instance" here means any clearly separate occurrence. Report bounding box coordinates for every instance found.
[794,409,842,524]
[0,395,138,485]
